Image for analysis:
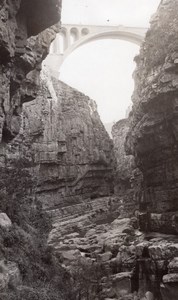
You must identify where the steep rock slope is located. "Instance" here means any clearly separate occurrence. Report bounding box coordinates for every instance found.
[125,0,178,298]
[0,0,61,142]
[0,1,77,299]
[1,71,117,299]
[23,74,115,211]
[126,0,178,234]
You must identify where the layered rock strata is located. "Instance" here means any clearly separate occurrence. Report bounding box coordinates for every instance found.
[0,71,117,298]
[0,1,74,298]
[22,73,114,211]
[0,70,117,298]
[125,0,178,298]
[126,0,178,235]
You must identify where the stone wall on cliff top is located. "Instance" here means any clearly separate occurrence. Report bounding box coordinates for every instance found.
[126,0,178,234]
[22,71,115,210]
[0,0,61,143]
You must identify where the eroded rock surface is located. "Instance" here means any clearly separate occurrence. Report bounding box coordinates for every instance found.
[126,0,178,235]
[0,0,61,142]
[0,71,117,298]
[123,0,178,299]
[22,73,114,210]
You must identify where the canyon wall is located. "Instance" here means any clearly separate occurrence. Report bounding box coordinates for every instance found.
[0,0,178,299]
[22,72,114,212]
[125,0,178,298]
[17,1,178,298]
[126,0,178,235]
[0,70,118,299]
[0,1,75,299]
[0,1,116,292]
[0,0,61,142]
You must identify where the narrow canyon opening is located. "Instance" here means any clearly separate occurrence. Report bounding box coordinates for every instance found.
[0,1,177,300]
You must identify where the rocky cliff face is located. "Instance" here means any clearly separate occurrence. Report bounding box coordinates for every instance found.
[126,0,178,235]
[125,0,178,298]
[0,70,117,299]
[0,0,61,142]
[1,0,178,299]
[22,1,178,297]
[22,72,114,211]
[0,1,78,299]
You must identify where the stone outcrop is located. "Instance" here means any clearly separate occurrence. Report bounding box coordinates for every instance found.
[0,0,61,142]
[123,0,178,299]
[161,257,178,300]
[0,213,12,229]
[0,260,21,291]
[126,0,178,235]
[22,72,114,211]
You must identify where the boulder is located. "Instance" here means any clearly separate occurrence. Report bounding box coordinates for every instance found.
[145,291,154,300]
[0,260,21,290]
[0,213,12,229]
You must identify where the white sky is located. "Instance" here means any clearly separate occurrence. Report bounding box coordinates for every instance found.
[60,0,160,125]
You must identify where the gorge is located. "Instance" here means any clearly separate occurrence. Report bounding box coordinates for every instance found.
[0,1,178,300]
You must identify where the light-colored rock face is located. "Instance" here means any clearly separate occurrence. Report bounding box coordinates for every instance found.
[47,192,178,300]
[160,256,178,300]
[0,0,61,142]
[22,73,114,210]
[126,0,178,234]
[0,260,21,291]
[0,213,12,229]
[48,203,140,299]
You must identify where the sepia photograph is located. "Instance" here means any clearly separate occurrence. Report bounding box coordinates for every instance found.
[0,0,177,299]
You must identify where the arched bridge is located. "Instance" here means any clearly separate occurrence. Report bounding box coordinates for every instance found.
[45,24,148,78]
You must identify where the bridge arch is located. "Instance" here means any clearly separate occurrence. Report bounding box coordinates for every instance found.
[81,28,90,36]
[45,24,147,78]
[70,27,79,44]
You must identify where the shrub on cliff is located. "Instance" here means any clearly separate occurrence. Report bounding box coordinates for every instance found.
[0,161,73,299]
[71,258,109,300]
[140,2,178,72]
[0,160,50,233]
